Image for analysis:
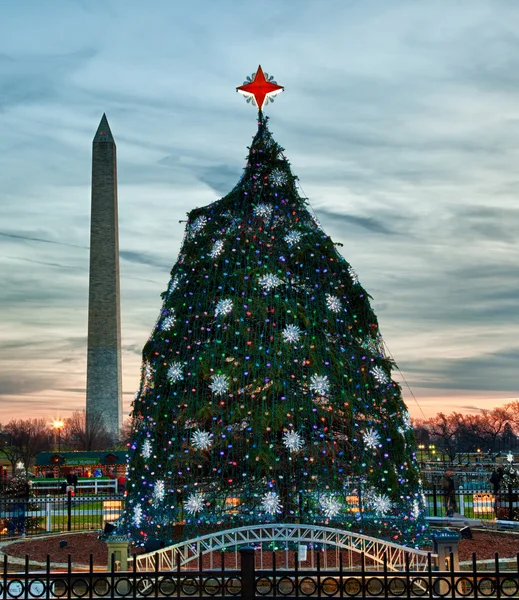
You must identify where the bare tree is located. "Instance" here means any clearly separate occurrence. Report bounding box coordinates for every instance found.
[2,419,51,472]
[118,417,133,448]
[410,418,431,446]
[63,410,113,451]
[464,408,511,452]
[505,400,519,434]
[425,412,462,462]
[0,429,23,475]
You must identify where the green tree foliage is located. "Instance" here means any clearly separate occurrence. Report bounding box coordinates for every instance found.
[121,115,427,547]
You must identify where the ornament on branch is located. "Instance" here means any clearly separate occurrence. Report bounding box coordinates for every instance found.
[209,373,230,395]
[215,298,233,317]
[363,428,381,450]
[184,493,205,515]
[191,429,213,451]
[348,266,359,284]
[321,495,341,518]
[161,311,176,331]
[153,480,165,503]
[258,273,283,291]
[371,366,389,385]
[283,430,304,453]
[141,439,152,459]
[210,240,225,259]
[309,374,330,396]
[371,493,392,515]
[189,216,207,237]
[133,505,143,526]
[284,230,303,247]
[253,204,273,220]
[167,362,184,383]
[325,294,342,313]
[270,168,288,186]
[281,324,302,344]
[260,491,282,515]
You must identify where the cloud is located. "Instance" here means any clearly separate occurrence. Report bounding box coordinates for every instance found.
[317,209,402,235]
[120,250,171,270]
[0,372,58,396]
[0,230,88,249]
[196,165,242,195]
[7,256,86,271]
[402,347,519,392]
[0,48,96,111]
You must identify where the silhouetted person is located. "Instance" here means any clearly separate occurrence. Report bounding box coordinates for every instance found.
[440,471,456,517]
[490,466,503,517]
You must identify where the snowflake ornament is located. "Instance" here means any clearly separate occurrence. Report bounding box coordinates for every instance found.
[412,499,420,519]
[261,491,282,515]
[192,429,213,451]
[253,203,273,219]
[402,411,412,431]
[209,373,229,395]
[325,294,342,313]
[363,428,381,449]
[284,230,303,247]
[184,493,205,515]
[371,494,392,515]
[371,366,389,385]
[321,495,341,518]
[133,505,143,526]
[283,430,304,453]
[161,312,176,330]
[167,362,183,383]
[167,276,181,296]
[258,273,283,290]
[210,240,224,259]
[309,374,330,396]
[282,324,302,344]
[141,439,152,459]
[270,168,288,186]
[153,480,165,503]
[348,265,359,284]
[143,362,154,386]
[371,366,390,385]
[215,298,233,317]
[507,452,514,463]
[189,216,207,236]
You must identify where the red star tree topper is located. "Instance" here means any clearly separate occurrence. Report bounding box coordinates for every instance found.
[237,65,284,111]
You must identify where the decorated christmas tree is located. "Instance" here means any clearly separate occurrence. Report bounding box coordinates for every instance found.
[120,67,428,547]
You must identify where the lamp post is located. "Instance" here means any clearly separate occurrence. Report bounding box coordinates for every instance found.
[53,419,64,482]
[418,444,425,465]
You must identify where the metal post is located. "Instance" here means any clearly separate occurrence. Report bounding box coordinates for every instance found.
[240,546,255,600]
[45,499,52,532]
[508,484,513,521]
[67,490,72,531]
[432,484,438,516]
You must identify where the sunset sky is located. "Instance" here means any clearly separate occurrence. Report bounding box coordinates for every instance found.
[1,0,518,424]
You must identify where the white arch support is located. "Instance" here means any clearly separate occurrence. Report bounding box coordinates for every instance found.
[133,524,435,572]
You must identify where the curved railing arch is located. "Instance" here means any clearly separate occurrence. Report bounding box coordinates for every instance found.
[133,523,434,572]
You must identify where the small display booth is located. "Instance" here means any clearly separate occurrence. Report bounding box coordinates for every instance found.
[32,451,127,494]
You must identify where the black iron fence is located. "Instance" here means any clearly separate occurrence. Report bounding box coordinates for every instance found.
[424,486,519,521]
[1,550,519,599]
[1,486,518,540]
[0,492,123,538]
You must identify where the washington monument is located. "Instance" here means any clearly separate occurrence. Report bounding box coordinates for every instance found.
[86,114,122,439]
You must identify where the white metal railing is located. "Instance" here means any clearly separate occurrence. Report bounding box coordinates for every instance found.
[132,523,435,573]
[29,479,119,494]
